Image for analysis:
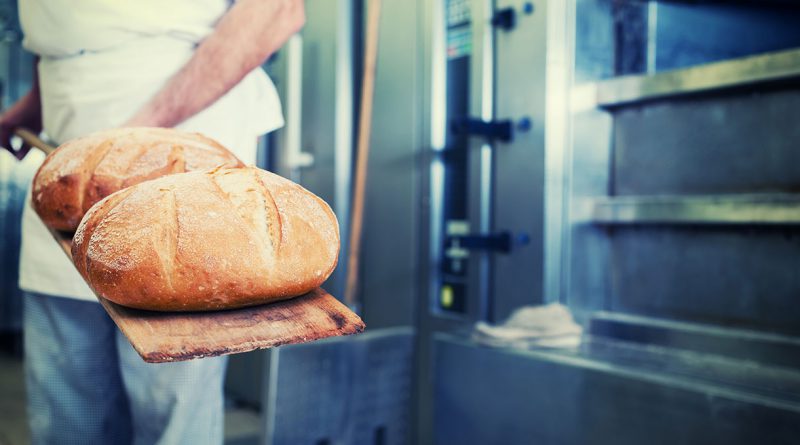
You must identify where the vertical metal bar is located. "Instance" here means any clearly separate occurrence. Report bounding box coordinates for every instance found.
[255,133,269,169]
[478,0,495,321]
[560,0,579,306]
[544,0,577,303]
[333,0,355,299]
[285,34,304,183]
[261,348,280,445]
[647,1,658,74]
[428,0,447,313]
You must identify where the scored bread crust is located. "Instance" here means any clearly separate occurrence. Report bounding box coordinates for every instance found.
[33,127,244,232]
[71,167,340,312]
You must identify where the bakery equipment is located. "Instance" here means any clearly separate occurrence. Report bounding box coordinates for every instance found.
[262,0,555,440]
[13,128,52,155]
[262,327,413,445]
[432,2,800,444]
[225,1,800,442]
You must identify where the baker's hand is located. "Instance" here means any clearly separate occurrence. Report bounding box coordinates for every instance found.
[0,87,43,160]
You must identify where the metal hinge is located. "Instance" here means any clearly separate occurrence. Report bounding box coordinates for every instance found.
[451,118,514,143]
[446,231,530,254]
[491,7,516,31]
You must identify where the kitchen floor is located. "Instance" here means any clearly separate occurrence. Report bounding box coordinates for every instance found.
[0,352,27,445]
[0,349,260,445]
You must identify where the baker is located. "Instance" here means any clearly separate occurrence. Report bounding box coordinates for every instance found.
[0,1,304,443]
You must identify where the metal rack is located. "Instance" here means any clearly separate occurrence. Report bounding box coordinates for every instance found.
[575,48,800,227]
[590,47,800,108]
[590,193,800,225]
[520,3,800,442]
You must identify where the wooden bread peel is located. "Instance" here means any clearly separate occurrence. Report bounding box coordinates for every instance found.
[345,0,381,310]
[14,128,55,156]
[19,128,365,363]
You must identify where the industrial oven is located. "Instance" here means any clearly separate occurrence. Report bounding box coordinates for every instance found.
[433,1,800,444]
[185,0,800,444]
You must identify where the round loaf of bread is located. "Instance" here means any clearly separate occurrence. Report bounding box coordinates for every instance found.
[71,166,340,312]
[33,127,243,232]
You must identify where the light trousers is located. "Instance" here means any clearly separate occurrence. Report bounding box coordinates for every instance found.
[24,292,228,445]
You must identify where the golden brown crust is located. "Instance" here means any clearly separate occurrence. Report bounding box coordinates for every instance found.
[33,127,244,232]
[71,167,340,312]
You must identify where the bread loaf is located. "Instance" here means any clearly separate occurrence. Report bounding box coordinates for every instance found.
[71,166,340,312]
[33,127,243,231]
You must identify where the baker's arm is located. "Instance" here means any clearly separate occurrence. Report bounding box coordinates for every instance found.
[124,0,305,128]
[0,58,42,160]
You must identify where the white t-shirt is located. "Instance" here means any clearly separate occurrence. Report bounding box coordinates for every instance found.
[17,0,285,301]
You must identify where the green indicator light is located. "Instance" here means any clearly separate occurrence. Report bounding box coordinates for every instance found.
[441,285,454,308]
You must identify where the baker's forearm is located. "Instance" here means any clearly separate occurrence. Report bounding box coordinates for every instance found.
[0,58,42,157]
[125,0,304,128]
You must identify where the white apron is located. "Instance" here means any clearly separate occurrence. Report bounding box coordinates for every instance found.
[18,0,285,301]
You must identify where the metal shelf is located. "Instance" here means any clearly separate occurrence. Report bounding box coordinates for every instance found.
[578,47,800,109]
[590,194,800,225]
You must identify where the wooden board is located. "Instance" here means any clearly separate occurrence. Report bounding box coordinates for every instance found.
[51,230,365,363]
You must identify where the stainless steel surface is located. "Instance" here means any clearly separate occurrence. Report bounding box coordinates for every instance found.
[419,0,583,440]
[543,0,575,303]
[573,77,800,333]
[489,0,548,319]
[588,47,800,107]
[283,34,314,179]
[360,0,421,328]
[262,328,414,445]
[333,0,355,305]
[267,8,315,173]
[434,333,800,445]
[564,0,800,334]
[591,194,800,225]
[645,1,657,74]
[562,0,615,318]
[650,3,800,73]
[271,0,419,324]
[426,0,446,322]
[476,0,493,321]
[247,2,800,444]
[415,1,487,442]
[424,0,495,323]
[268,0,356,299]
[566,34,800,326]
[590,312,800,370]
[562,109,612,318]
[612,89,800,196]
[415,1,457,443]
[608,225,800,335]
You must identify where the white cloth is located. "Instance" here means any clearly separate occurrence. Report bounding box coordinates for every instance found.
[472,304,583,349]
[18,0,285,301]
